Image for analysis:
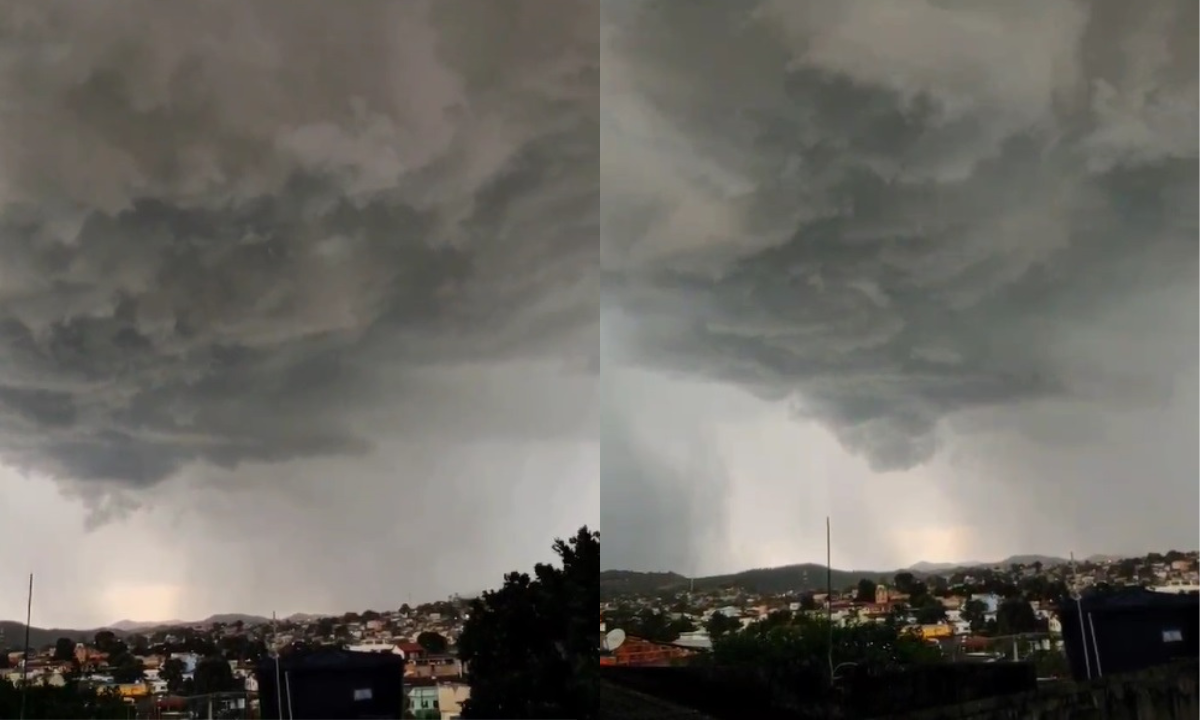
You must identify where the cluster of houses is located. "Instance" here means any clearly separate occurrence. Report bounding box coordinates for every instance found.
[1,603,475,720]
[601,553,1200,667]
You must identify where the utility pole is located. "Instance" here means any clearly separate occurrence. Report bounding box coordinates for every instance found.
[19,573,32,720]
[826,517,833,680]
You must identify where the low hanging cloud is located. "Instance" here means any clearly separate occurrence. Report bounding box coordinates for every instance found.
[602,0,1197,473]
[0,1,599,498]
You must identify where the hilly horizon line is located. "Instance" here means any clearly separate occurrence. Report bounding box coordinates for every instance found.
[5,597,487,637]
[105,612,278,632]
[0,612,294,638]
[602,553,1131,579]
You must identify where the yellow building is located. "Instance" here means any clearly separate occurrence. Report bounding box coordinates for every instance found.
[437,683,470,718]
[115,683,150,698]
[916,624,952,640]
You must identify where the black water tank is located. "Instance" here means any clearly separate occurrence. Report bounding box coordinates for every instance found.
[1059,587,1199,681]
[255,648,407,720]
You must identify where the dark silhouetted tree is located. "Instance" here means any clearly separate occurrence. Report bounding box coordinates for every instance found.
[314,617,336,638]
[705,612,741,640]
[53,637,75,662]
[193,655,238,695]
[715,613,940,682]
[416,631,448,655]
[855,579,878,603]
[93,630,119,655]
[458,527,598,720]
[0,680,128,718]
[111,656,145,684]
[961,599,988,634]
[161,657,186,693]
[996,600,1043,635]
[913,603,947,625]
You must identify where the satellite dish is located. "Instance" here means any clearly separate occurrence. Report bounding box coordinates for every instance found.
[605,628,626,652]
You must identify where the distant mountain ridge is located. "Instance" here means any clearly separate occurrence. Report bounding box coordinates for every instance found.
[0,613,278,651]
[906,555,1071,572]
[106,613,273,631]
[0,621,105,651]
[601,564,895,599]
[601,554,1098,599]
[108,619,187,631]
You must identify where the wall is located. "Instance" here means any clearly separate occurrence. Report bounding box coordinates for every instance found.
[887,660,1198,720]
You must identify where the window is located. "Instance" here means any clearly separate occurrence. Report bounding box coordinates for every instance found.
[1162,629,1183,643]
[353,688,373,701]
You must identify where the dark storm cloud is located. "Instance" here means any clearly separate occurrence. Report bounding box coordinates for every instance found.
[0,2,598,488]
[603,0,1197,472]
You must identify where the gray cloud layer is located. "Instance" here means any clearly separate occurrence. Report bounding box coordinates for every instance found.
[0,1,598,487]
[601,0,1197,570]
[0,1,599,621]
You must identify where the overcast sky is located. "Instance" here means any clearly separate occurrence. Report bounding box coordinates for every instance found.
[0,1,599,629]
[601,0,1198,576]
[1,0,1196,631]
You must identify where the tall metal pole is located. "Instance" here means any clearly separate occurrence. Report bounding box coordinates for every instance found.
[19,573,33,720]
[273,612,284,719]
[1070,552,1091,679]
[826,517,833,680]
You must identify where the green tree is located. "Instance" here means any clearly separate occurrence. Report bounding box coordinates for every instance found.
[715,613,940,682]
[93,630,120,655]
[111,655,145,684]
[53,637,75,662]
[855,579,877,603]
[1026,649,1070,679]
[160,657,186,693]
[705,612,741,640]
[995,600,1043,636]
[458,526,598,720]
[129,634,150,656]
[913,603,947,625]
[193,655,238,695]
[315,617,336,638]
[416,631,449,655]
[629,609,675,643]
[892,572,916,595]
[0,681,129,718]
[961,599,988,634]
